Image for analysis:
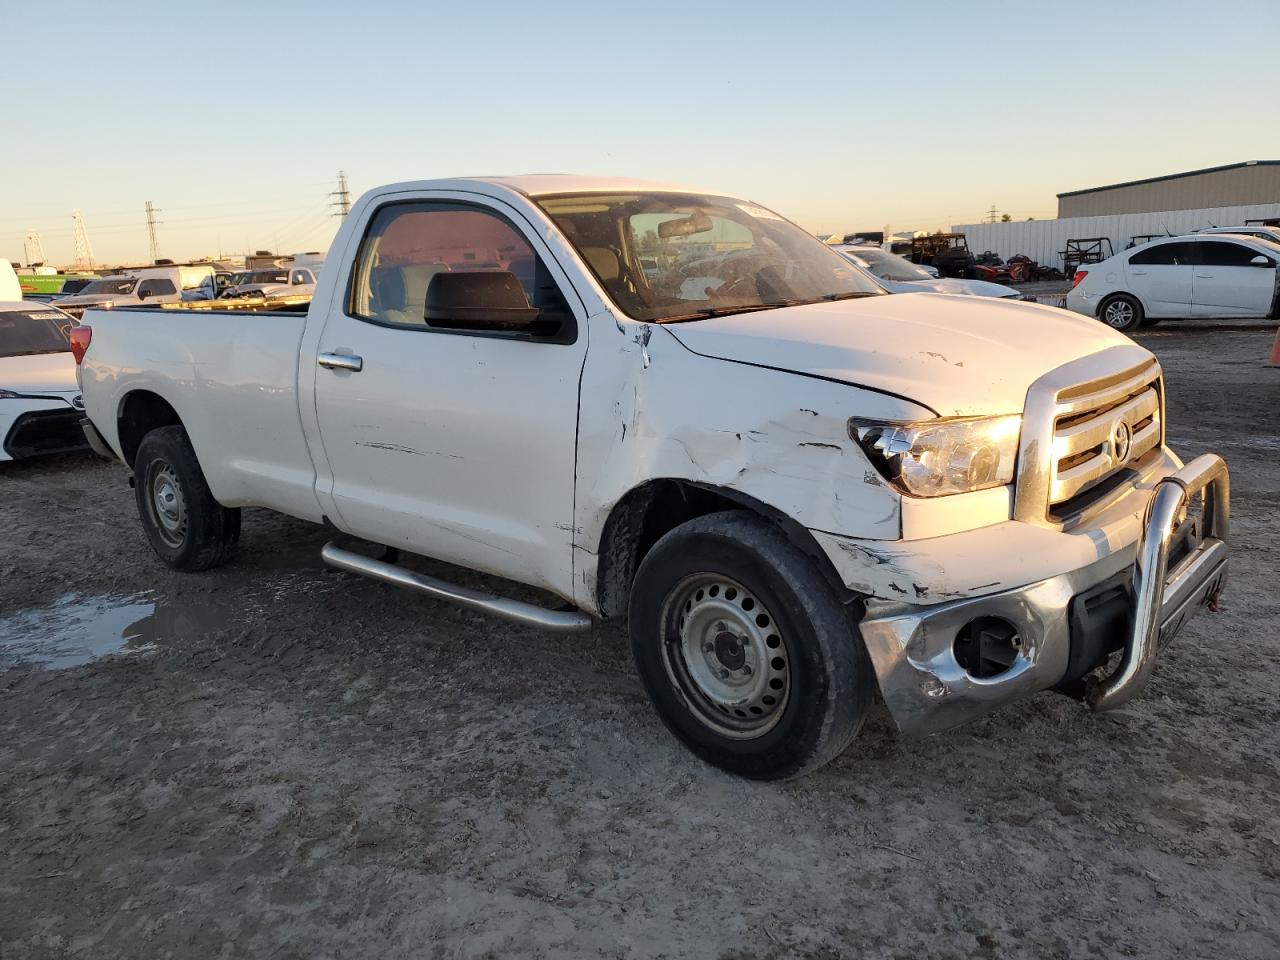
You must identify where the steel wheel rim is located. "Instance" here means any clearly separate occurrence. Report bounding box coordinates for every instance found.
[660,574,790,739]
[1104,300,1134,328]
[146,460,187,548]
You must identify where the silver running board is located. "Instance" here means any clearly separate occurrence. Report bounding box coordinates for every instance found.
[320,542,594,634]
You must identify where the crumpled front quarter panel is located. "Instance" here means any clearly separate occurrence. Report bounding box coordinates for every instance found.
[572,316,929,609]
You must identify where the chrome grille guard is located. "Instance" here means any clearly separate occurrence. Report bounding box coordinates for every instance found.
[1087,454,1230,712]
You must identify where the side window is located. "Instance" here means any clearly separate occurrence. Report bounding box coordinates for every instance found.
[138,279,177,297]
[1199,241,1269,267]
[351,201,574,340]
[290,270,312,285]
[1129,242,1193,266]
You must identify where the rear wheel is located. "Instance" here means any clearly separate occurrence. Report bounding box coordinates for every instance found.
[628,512,874,780]
[1099,293,1144,332]
[133,425,240,571]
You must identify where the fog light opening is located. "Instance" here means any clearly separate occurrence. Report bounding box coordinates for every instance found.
[954,617,1022,679]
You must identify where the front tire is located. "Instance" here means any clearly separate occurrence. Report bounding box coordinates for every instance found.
[133,425,240,571]
[1099,293,1144,332]
[628,512,874,780]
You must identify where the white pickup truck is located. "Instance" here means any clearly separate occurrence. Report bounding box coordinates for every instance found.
[74,175,1230,779]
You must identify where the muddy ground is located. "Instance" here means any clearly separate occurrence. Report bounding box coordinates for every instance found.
[1,322,1278,959]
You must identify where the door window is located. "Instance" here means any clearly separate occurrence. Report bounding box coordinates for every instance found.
[350,201,574,340]
[1197,240,1272,267]
[1129,242,1194,266]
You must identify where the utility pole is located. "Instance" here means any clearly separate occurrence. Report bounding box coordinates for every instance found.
[330,170,351,217]
[24,231,46,266]
[145,201,163,263]
[71,210,96,269]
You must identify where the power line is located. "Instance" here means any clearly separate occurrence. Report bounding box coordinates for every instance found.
[145,201,163,263]
[330,170,351,217]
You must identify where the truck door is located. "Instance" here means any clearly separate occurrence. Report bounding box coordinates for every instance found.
[308,195,588,599]
[1124,240,1193,316]
[1191,239,1278,317]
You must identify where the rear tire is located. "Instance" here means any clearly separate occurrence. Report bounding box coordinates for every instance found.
[133,425,240,571]
[1099,293,1144,332]
[628,511,874,780]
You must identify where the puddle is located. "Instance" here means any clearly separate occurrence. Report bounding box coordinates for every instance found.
[0,592,233,669]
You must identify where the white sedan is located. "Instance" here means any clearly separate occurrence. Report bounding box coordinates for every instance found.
[0,302,87,461]
[833,245,1029,301]
[1066,234,1279,331]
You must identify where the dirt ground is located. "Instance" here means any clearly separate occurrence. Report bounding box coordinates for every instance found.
[2,322,1278,959]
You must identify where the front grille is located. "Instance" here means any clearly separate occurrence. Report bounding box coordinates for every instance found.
[3,409,88,459]
[1047,360,1163,516]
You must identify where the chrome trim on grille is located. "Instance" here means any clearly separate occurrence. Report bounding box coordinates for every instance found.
[1014,345,1165,528]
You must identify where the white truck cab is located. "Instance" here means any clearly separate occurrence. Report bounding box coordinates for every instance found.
[74,176,1229,779]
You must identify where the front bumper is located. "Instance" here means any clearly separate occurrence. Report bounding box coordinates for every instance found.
[853,455,1229,735]
[1,398,88,462]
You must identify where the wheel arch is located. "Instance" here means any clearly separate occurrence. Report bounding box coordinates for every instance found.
[117,389,183,466]
[594,478,852,619]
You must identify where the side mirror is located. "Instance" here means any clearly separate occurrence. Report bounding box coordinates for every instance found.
[1250,255,1272,266]
[137,289,151,300]
[424,271,545,332]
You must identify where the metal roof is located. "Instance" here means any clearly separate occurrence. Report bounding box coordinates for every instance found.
[1057,160,1280,199]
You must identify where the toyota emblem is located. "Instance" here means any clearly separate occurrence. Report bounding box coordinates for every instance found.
[1112,420,1132,463]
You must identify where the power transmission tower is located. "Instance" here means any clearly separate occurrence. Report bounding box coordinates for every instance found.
[71,210,96,269]
[330,170,351,217]
[24,231,46,265]
[145,201,163,262]
[983,204,1000,224]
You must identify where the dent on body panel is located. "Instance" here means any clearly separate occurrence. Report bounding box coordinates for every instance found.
[572,316,920,610]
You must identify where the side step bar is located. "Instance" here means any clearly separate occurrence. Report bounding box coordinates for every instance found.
[320,541,595,634]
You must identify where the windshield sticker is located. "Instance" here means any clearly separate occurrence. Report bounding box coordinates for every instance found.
[736,203,785,221]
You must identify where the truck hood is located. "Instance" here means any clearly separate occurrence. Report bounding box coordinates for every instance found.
[662,293,1137,417]
[54,294,127,308]
[0,352,79,396]
[901,277,1021,298]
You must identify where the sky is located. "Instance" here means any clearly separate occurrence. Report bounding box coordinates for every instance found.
[3,0,1278,266]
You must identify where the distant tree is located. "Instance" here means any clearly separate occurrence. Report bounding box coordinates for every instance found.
[1027,217,1036,221]
[1001,213,1012,223]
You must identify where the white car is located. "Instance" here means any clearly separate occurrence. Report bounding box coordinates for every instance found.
[1196,225,1280,245]
[0,302,86,461]
[1066,234,1280,331]
[834,245,1028,301]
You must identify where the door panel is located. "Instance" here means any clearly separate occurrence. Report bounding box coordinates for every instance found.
[1192,240,1277,317]
[1126,241,1194,316]
[310,196,588,598]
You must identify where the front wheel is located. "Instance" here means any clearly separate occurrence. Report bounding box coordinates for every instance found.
[133,425,241,571]
[1099,294,1144,332]
[628,512,874,780]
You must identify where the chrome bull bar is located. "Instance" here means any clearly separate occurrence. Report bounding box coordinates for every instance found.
[1086,454,1230,712]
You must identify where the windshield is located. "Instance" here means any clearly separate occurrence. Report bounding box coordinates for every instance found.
[246,270,288,285]
[841,247,935,282]
[0,309,73,357]
[536,192,883,322]
[80,278,136,296]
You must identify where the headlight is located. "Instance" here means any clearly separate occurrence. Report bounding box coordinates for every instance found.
[849,414,1021,497]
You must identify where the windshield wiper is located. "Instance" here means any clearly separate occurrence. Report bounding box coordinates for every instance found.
[819,291,879,302]
[654,301,806,324]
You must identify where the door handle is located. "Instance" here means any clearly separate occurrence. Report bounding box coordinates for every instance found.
[1194,274,1213,279]
[1129,270,1147,275]
[318,352,363,372]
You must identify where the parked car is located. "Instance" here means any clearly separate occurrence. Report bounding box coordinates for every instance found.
[53,265,222,318]
[76,175,1229,779]
[1066,233,1280,331]
[0,260,21,301]
[835,245,1031,301]
[1196,225,1280,245]
[221,266,318,299]
[0,301,87,461]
